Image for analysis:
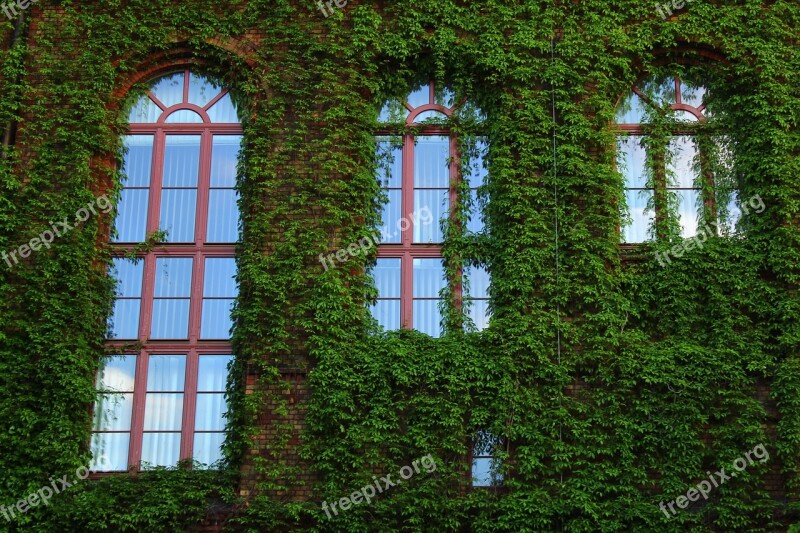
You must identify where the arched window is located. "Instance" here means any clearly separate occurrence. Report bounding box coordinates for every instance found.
[615,73,715,243]
[371,81,489,336]
[91,70,242,471]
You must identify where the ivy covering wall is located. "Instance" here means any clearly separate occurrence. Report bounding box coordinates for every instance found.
[0,0,798,531]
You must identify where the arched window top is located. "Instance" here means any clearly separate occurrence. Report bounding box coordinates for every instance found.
[615,74,707,124]
[128,70,239,124]
[378,81,457,125]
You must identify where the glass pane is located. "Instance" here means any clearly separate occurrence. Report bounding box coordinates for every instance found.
[406,84,429,108]
[160,189,197,242]
[210,136,242,187]
[128,96,162,124]
[207,189,239,243]
[434,85,456,108]
[165,109,203,123]
[162,135,200,187]
[204,258,237,296]
[413,259,445,297]
[668,136,699,188]
[638,75,676,107]
[414,136,450,188]
[141,432,181,467]
[112,259,144,297]
[468,300,491,331]
[617,136,648,188]
[413,189,447,243]
[466,189,484,234]
[195,393,226,431]
[466,138,489,189]
[147,355,186,391]
[143,393,184,430]
[97,355,136,391]
[378,100,408,123]
[371,300,400,330]
[93,392,133,431]
[206,93,239,123]
[373,258,401,298]
[154,258,193,297]
[122,135,154,187]
[623,189,653,243]
[674,109,699,122]
[378,189,402,243]
[465,266,490,299]
[615,92,649,124]
[149,73,184,108]
[413,110,448,122]
[472,457,493,486]
[679,81,706,108]
[188,73,223,107]
[193,433,225,466]
[200,299,234,339]
[676,189,700,238]
[413,300,441,337]
[151,299,190,339]
[375,137,402,189]
[197,355,233,391]
[114,188,149,243]
[109,299,140,339]
[90,433,129,471]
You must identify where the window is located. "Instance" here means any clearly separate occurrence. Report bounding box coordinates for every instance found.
[471,431,503,487]
[371,81,490,336]
[92,70,242,471]
[615,74,720,242]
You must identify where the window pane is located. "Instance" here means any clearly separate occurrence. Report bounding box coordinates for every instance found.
[122,135,153,187]
[413,110,448,122]
[414,136,449,188]
[188,73,223,108]
[207,189,239,243]
[163,135,200,187]
[679,81,706,108]
[615,92,648,124]
[109,299,141,339]
[160,189,197,242]
[413,189,447,243]
[206,94,239,123]
[114,188,149,243]
[668,136,699,189]
[154,258,193,297]
[197,355,233,391]
[466,189,484,234]
[376,137,402,188]
[151,300,190,339]
[93,392,133,431]
[373,258,401,298]
[623,189,653,243]
[165,109,203,123]
[618,136,648,188]
[371,300,401,330]
[90,433,129,471]
[200,299,234,339]
[413,258,445,298]
[193,433,225,466]
[143,393,184,430]
[465,266,490,299]
[128,96,162,124]
[97,355,136,391]
[413,300,441,337]
[195,393,226,431]
[141,433,181,467]
[406,84,429,108]
[378,189,402,243]
[468,300,491,331]
[112,259,143,298]
[210,136,242,188]
[149,73,184,108]
[146,356,185,392]
[204,258,237,296]
[676,189,700,238]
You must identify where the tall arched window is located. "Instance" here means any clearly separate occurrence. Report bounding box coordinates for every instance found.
[91,70,242,471]
[615,74,716,243]
[372,82,490,336]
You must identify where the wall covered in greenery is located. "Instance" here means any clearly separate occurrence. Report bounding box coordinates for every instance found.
[0,0,798,530]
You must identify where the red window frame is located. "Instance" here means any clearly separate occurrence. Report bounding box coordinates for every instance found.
[96,70,241,471]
